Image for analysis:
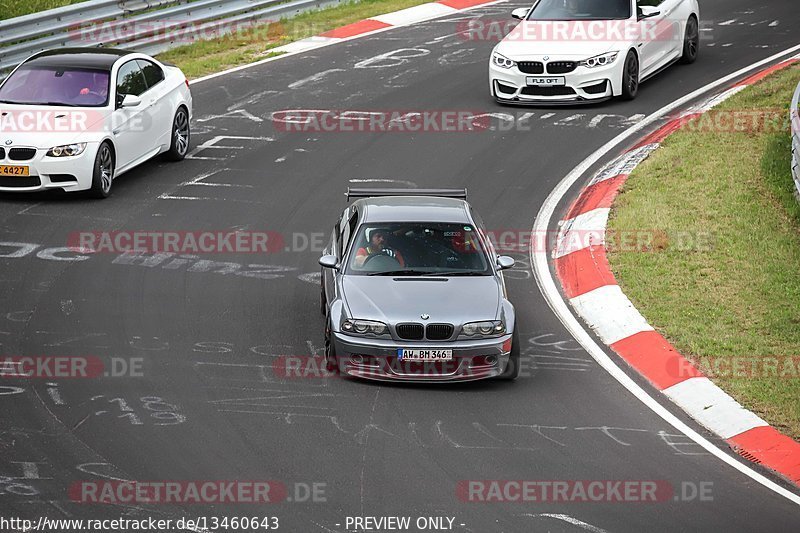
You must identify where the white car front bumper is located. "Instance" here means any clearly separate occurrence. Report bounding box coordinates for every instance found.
[0,142,98,193]
[489,58,624,104]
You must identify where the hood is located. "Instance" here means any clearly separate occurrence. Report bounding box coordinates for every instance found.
[341,276,502,325]
[0,104,111,148]
[496,21,627,60]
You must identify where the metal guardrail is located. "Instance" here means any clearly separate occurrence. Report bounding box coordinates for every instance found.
[0,0,345,72]
[791,79,800,202]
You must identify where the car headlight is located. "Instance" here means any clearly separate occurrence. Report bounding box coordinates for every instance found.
[578,52,619,69]
[492,53,515,69]
[46,143,87,157]
[341,319,390,337]
[460,320,505,338]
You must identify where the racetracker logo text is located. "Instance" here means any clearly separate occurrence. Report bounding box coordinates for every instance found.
[458,19,681,42]
[457,480,712,503]
[69,480,327,504]
[272,110,490,133]
[67,231,285,254]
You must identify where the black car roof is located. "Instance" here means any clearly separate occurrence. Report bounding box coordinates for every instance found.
[356,197,472,224]
[25,48,134,70]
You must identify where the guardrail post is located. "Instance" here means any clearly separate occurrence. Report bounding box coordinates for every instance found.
[792,80,800,202]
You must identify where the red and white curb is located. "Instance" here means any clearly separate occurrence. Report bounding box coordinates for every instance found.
[271,0,500,54]
[553,57,800,486]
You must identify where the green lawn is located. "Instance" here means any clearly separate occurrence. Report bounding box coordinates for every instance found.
[607,64,800,438]
[0,0,86,20]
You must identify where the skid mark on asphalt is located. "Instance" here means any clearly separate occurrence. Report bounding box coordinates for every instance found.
[184,135,273,161]
[359,389,380,515]
[523,514,610,533]
[658,431,710,456]
[195,108,263,124]
[226,90,280,111]
[354,48,431,69]
[0,242,298,281]
[288,69,346,89]
[349,178,418,187]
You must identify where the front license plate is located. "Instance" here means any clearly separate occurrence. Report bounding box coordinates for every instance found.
[398,349,453,361]
[0,165,29,176]
[526,76,566,87]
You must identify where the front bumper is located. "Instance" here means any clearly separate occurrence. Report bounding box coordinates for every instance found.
[489,59,621,104]
[0,144,97,193]
[331,332,513,382]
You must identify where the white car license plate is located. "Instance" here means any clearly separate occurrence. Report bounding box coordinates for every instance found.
[398,349,453,361]
[526,76,566,87]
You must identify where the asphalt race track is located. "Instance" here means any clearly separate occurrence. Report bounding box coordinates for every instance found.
[1,0,799,531]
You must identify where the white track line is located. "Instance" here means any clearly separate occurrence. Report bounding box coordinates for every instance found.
[532,43,800,506]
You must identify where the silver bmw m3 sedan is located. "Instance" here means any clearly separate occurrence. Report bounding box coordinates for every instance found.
[319,189,520,382]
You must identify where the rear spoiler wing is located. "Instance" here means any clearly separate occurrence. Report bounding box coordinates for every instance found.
[346,188,468,201]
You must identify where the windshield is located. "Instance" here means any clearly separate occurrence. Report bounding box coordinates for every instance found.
[345,222,492,276]
[0,65,110,107]
[527,0,631,20]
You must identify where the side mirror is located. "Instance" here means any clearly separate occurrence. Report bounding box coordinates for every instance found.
[497,256,515,270]
[120,94,141,108]
[511,8,527,20]
[637,6,661,20]
[319,255,340,270]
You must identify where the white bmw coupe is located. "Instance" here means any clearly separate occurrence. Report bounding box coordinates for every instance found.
[489,0,699,104]
[0,48,192,198]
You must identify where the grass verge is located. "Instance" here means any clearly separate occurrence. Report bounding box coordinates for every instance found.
[0,0,86,21]
[157,0,436,79]
[607,64,800,439]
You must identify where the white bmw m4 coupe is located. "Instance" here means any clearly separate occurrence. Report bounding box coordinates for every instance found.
[0,48,192,198]
[489,0,699,104]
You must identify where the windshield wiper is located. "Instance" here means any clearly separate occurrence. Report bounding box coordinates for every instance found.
[421,271,487,276]
[41,101,80,107]
[367,270,433,276]
[6,101,80,107]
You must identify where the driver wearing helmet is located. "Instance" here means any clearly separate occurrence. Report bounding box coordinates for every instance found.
[355,228,405,267]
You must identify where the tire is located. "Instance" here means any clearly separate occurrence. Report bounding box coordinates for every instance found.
[88,142,114,199]
[680,16,699,64]
[498,329,521,380]
[324,318,338,373]
[621,50,640,101]
[164,106,190,161]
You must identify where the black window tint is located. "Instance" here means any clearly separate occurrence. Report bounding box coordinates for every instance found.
[340,212,358,257]
[116,61,147,99]
[137,59,164,88]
